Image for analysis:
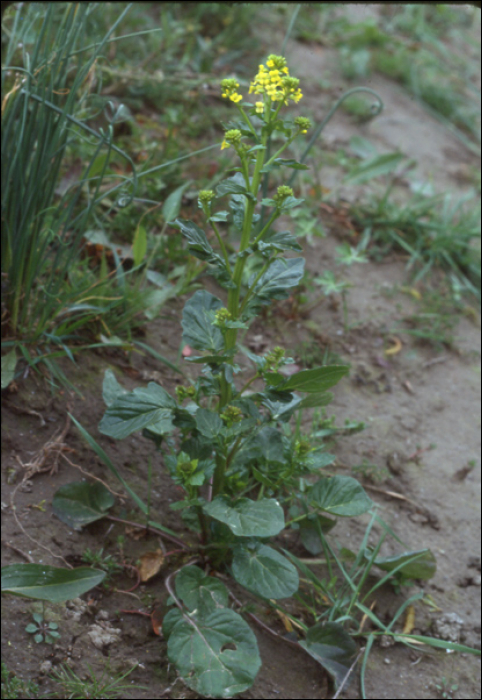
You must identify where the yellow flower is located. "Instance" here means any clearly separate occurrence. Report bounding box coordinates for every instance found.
[255,101,264,114]
[221,77,243,104]
[248,54,303,107]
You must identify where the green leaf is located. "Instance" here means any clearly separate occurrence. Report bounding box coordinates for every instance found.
[173,219,218,263]
[250,258,305,307]
[216,173,252,198]
[279,365,349,393]
[279,195,304,212]
[232,543,299,599]
[299,621,358,689]
[373,548,436,581]
[195,408,224,440]
[70,414,150,516]
[52,481,115,530]
[1,348,17,389]
[258,230,303,253]
[203,497,285,537]
[175,565,229,616]
[298,391,334,409]
[181,290,224,352]
[210,210,229,222]
[163,182,191,222]
[259,392,301,423]
[132,224,147,266]
[102,369,128,407]
[99,382,176,439]
[1,564,105,603]
[343,152,405,185]
[309,476,373,516]
[251,426,285,464]
[270,158,310,171]
[166,607,260,698]
[260,394,302,422]
[299,515,337,554]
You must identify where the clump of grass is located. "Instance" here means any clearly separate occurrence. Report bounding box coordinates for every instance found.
[350,189,481,301]
[49,661,146,700]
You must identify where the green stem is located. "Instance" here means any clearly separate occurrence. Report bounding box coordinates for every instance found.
[211,220,232,273]
[252,209,279,247]
[239,256,276,316]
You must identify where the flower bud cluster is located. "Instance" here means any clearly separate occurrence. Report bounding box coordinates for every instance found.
[221,405,243,427]
[273,186,294,206]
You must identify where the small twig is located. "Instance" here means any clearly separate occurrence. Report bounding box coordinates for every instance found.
[16,404,73,479]
[330,646,365,699]
[9,479,73,568]
[2,541,34,563]
[422,355,448,368]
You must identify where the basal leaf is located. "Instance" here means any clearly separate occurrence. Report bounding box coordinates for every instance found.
[299,621,358,689]
[203,496,285,537]
[166,607,260,698]
[99,382,176,439]
[309,476,373,516]
[1,564,105,603]
[175,565,229,616]
[232,543,299,599]
[181,290,224,352]
[278,365,349,393]
[52,481,115,530]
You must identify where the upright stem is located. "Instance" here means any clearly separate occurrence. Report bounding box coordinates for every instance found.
[213,133,269,498]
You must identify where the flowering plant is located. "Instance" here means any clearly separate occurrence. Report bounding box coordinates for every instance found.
[97,55,372,697]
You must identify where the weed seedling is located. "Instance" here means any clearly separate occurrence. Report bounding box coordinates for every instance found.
[434,675,459,699]
[25,612,60,645]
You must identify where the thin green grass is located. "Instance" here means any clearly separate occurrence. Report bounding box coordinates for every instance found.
[351,188,481,301]
[1,3,261,388]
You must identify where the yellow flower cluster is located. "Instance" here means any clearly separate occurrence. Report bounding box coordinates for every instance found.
[249,55,303,105]
[221,78,243,104]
